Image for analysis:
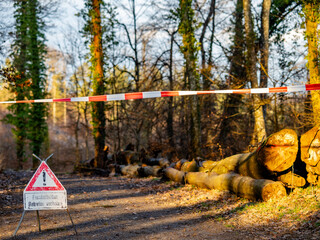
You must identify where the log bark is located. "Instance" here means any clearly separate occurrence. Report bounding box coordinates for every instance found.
[185,171,215,189]
[256,129,298,172]
[301,126,320,167]
[185,171,286,201]
[201,129,299,179]
[144,158,170,168]
[164,167,185,184]
[120,164,140,177]
[174,159,188,170]
[201,153,267,179]
[181,160,199,172]
[301,127,320,185]
[277,171,306,188]
[307,172,320,186]
[138,165,162,177]
[199,160,217,172]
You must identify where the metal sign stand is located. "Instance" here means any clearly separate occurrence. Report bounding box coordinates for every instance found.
[13,154,77,237]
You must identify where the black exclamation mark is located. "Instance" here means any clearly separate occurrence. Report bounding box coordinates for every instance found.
[43,171,46,186]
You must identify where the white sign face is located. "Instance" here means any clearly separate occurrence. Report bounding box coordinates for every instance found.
[23,162,67,210]
[24,191,67,210]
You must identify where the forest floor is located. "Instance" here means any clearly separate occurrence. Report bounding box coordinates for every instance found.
[1,170,320,240]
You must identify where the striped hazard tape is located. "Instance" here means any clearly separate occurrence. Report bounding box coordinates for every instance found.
[1,83,320,104]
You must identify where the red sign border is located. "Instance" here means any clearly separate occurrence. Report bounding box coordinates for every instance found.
[25,162,65,191]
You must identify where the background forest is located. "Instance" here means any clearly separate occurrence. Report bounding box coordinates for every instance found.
[0,0,319,172]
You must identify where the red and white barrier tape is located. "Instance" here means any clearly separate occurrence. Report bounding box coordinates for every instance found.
[1,83,320,104]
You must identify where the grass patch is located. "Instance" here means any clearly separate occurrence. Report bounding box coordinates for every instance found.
[234,185,320,223]
[224,224,234,228]
[314,221,320,227]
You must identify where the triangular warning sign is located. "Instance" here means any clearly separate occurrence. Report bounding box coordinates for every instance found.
[25,162,65,191]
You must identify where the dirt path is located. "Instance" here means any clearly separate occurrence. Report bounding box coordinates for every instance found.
[1,172,320,239]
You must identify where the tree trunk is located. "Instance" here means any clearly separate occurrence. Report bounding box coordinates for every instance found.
[167,31,176,149]
[219,0,247,156]
[243,0,266,145]
[90,0,106,168]
[304,2,320,126]
[259,0,271,116]
[200,0,215,89]
[179,0,201,158]
[132,0,140,90]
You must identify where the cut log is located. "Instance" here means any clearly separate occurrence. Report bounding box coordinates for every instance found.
[276,171,306,188]
[120,164,140,177]
[185,171,215,189]
[306,163,320,176]
[256,129,298,172]
[174,159,188,170]
[181,160,198,172]
[301,126,320,167]
[202,153,267,179]
[300,127,320,185]
[138,165,162,177]
[185,171,286,201]
[144,158,170,168]
[199,160,217,172]
[307,172,320,186]
[200,129,299,180]
[200,153,250,174]
[164,167,185,184]
[237,152,268,179]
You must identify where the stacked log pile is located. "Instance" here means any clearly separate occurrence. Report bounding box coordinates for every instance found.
[196,129,306,188]
[77,128,320,201]
[164,129,311,200]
